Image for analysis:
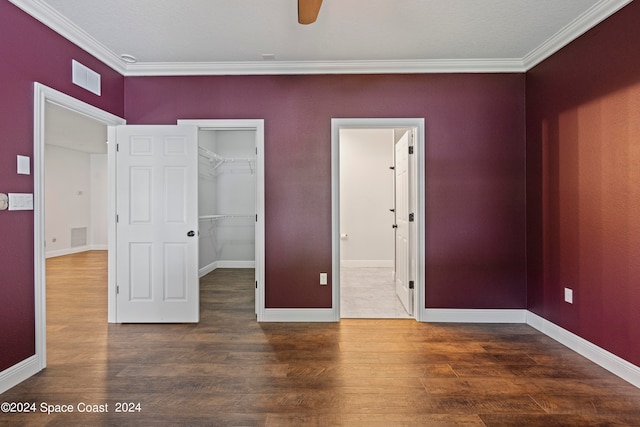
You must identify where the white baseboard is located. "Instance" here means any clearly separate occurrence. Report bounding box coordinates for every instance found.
[199,260,256,278]
[526,311,640,388]
[216,260,255,269]
[259,308,337,322]
[340,260,394,268]
[45,246,106,259]
[199,261,217,278]
[45,245,90,258]
[423,309,527,323]
[4,307,636,394]
[421,309,640,389]
[0,355,42,395]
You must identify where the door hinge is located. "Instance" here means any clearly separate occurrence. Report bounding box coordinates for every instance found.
[408,146,414,154]
[409,281,415,289]
[409,213,415,222]
[256,214,258,222]
[116,143,119,152]
[116,214,119,223]
[116,285,120,295]
[255,281,258,289]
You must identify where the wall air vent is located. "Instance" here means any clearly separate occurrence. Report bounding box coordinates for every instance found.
[72,60,101,96]
[70,227,88,248]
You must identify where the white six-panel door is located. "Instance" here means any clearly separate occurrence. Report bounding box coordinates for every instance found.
[116,125,199,322]
[394,131,413,315]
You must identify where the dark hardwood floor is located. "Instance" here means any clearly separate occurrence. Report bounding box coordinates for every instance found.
[2,251,640,426]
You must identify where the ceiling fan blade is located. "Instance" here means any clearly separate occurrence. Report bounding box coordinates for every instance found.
[298,0,323,24]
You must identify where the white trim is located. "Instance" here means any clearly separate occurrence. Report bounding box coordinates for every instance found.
[45,246,90,259]
[124,58,526,76]
[10,0,631,75]
[419,309,640,389]
[215,260,255,269]
[260,309,336,322]
[523,0,633,69]
[0,356,40,395]
[8,0,125,74]
[177,119,265,322]
[199,262,217,278]
[33,83,125,382]
[199,260,256,278]
[340,260,394,268]
[332,118,426,323]
[45,247,108,259]
[424,309,527,323]
[526,311,640,389]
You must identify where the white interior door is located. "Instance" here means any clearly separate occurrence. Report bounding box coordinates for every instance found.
[394,131,413,315]
[116,125,199,322]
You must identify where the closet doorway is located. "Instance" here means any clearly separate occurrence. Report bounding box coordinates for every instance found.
[198,130,256,272]
[178,120,265,317]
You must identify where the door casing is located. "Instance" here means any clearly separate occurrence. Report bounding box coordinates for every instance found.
[331,118,426,321]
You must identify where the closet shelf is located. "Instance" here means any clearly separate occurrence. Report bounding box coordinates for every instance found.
[199,147,255,174]
[199,214,254,221]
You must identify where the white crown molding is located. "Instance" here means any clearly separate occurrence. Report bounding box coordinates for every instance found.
[523,0,633,70]
[7,0,126,74]
[123,58,526,76]
[9,0,633,76]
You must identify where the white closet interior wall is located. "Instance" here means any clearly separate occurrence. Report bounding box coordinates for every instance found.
[198,129,256,276]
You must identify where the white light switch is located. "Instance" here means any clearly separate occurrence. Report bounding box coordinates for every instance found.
[17,155,30,175]
[320,273,328,285]
[564,287,573,304]
[8,193,34,211]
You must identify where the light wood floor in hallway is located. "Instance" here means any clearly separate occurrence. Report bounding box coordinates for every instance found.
[2,251,640,426]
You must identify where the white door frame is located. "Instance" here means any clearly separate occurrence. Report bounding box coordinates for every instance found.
[33,83,126,370]
[331,118,426,322]
[177,119,265,320]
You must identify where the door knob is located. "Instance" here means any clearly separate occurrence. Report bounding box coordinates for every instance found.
[187,230,195,237]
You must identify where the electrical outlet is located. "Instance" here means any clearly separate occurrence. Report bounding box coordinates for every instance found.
[564,287,573,304]
[320,273,328,285]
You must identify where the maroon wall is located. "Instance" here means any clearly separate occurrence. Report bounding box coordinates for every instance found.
[526,1,640,365]
[0,1,124,371]
[125,73,526,309]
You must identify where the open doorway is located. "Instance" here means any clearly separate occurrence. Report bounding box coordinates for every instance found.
[331,118,426,321]
[33,83,125,370]
[44,102,108,258]
[338,128,409,318]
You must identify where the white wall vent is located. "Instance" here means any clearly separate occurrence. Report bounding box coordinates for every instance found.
[70,227,88,248]
[72,60,101,96]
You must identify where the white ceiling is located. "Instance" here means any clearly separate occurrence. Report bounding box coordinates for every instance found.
[12,0,632,75]
[45,102,107,154]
